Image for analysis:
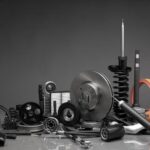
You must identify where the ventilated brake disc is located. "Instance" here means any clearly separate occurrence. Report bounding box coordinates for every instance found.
[70,70,113,122]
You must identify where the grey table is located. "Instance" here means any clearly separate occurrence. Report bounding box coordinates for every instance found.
[1,134,150,150]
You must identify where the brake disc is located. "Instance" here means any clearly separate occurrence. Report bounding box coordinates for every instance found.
[70,70,113,122]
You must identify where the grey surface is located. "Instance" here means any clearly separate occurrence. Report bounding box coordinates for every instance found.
[0,0,150,109]
[1,134,150,150]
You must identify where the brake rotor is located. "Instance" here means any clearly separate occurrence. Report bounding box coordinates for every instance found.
[70,70,113,122]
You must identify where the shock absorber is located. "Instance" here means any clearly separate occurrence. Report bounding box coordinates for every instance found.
[108,20,131,120]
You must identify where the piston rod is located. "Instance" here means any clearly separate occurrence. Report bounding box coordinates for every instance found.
[113,96,150,129]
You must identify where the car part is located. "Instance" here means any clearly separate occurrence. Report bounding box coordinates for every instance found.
[0,106,17,130]
[81,121,101,129]
[0,105,10,119]
[133,50,140,107]
[7,107,18,129]
[19,102,43,125]
[58,102,81,126]
[124,123,145,134]
[145,109,150,122]
[57,130,99,137]
[108,20,131,120]
[38,84,51,117]
[113,96,150,129]
[70,70,113,122]
[1,130,31,135]
[131,50,146,116]
[71,70,150,129]
[43,117,59,133]
[52,101,57,117]
[51,92,61,116]
[130,78,150,119]
[45,81,56,94]
[0,132,6,147]
[57,130,92,149]
[100,124,125,141]
[3,117,17,130]
[38,81,56,117]
[50,91,70,115]
[131,79,150,105]
[0,105,11,129]
[38,84,45,114]
[17,122,44,133]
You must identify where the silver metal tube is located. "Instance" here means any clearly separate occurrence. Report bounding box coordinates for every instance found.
[121,19,124,57]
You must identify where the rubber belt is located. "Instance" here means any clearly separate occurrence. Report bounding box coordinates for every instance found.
[130,79,150,105]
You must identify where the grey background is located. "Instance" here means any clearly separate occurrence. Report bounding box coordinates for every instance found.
[0,0,150,108]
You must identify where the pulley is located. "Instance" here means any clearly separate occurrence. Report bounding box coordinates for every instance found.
[19,102,43,125]
[58,102,81,126]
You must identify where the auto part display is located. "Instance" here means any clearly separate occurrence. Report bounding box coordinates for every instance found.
[58,102,81,126]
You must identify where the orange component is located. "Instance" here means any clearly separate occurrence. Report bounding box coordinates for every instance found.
[130,79,150,105]
[145,109,150,122]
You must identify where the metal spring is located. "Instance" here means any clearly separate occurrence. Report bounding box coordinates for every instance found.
[113,70,129,119]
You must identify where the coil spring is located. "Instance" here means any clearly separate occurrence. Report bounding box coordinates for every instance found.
[113,70,129,119]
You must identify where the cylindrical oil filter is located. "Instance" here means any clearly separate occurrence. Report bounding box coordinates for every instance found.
[100,124,125,141]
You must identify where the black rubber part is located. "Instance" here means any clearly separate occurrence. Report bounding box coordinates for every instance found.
[58,102,81,126]
[100,124,125,142]
[19,102,43,125]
